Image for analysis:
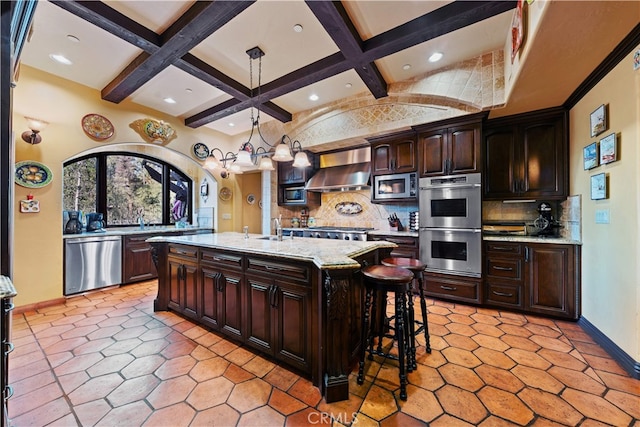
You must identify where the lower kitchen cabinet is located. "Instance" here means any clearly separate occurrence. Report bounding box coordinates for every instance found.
[122,234,158,283]
[424,272,482,304]
[484,241,580,319]
[368,234,419,259]
[167,245,199,320]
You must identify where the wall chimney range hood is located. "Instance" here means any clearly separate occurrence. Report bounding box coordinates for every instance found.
[305,147,371,192]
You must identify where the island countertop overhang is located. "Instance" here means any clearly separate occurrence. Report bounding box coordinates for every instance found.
[147,232,397,269]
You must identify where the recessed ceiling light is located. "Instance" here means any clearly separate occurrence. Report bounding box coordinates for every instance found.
[309,94,319,101]
[293,24,303,33]
[66,35,80,43]
[163,97,176,104]
[429,52,443,62]
[345,83,352,88]
[185,88,193,93]
[49,54,72,65]
[228,122,235,127]
[402,64,411,70]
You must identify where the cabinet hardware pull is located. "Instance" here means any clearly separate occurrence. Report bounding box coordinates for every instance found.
[525,247,530,262]
[492,291,514,297]
[212,256,222,261]
[3,301,14,312]
[440,285,457,291]
[265,265,283,271]
[4,385,13,400]
[4,342,14,355]
[492,266,513,271]
[492,246,512,251]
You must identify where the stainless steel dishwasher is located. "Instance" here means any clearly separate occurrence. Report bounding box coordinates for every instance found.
[64,236,122,295]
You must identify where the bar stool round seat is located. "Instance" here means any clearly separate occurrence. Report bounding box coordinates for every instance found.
[357,265,414,400]
[381,257,431,363]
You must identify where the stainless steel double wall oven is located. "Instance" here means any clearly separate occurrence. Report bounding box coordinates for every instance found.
[419,173,482,277]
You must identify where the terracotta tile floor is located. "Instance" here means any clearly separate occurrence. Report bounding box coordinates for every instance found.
[8,281,640,426]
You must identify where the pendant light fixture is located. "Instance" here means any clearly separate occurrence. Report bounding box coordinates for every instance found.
[202,46,309,175]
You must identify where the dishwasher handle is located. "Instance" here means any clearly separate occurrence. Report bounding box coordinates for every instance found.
[66,236,121,244]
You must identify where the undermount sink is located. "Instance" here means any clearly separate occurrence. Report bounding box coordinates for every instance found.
[255,236,276,240]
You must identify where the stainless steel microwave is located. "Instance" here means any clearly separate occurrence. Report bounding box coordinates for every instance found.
[372,172,417,201]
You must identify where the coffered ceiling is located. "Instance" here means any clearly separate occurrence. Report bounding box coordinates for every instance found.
[18,1,640,139]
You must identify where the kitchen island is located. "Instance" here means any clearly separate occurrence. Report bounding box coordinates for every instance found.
[148,232,396,402]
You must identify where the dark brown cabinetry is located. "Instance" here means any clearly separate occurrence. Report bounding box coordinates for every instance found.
[414,114,483,177]
[245,256,311,372]
[167,245,199,320]
[369,132,417,175]
[123,234,158,283]
[424,272,482,304]
[483,108,568,200]
[484,241,580,319]
[277,152,320,207]
[367,234,419,259]
[0,277,15,427]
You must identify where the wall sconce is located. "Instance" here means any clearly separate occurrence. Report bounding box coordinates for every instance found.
[21,116,49,144]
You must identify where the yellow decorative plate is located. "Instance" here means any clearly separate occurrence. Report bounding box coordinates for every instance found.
[82,114,114,140]
[219,187,232,201]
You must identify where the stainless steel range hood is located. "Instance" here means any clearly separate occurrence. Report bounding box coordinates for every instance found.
[305,147,371,192]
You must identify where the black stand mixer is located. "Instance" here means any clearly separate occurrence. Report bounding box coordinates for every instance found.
[532,202,560,236]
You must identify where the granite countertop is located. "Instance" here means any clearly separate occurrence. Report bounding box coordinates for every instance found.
[147,232,397,269]
[0,276,17,298]
[483,234,582,245]
[63,226,213,239]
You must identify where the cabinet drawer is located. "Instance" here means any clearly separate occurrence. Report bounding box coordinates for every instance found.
[169,245,198,259]
[425,274,480,303]
[485,241,523,256]
[201,250,243,270]
[247,257,310,283]
[486,258,522,280]
[485,282,522,307]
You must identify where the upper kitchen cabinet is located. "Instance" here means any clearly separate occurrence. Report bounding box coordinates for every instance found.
[277,151,317,185]
[483,108,568,200]
[414,113,485,177]
[368,131,417,175]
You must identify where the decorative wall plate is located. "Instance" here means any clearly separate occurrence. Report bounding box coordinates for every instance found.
[246,193,256,205]
[193,143,209,160]
[130,118,177,144]
[335,201,362,215]
[15,161,53,188]
[82,113,114,140]
[219,187,232,201]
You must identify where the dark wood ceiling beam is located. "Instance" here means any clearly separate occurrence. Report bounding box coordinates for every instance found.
[176,53,250,101]
[305,0,387,98]
[362,1,517,62]
[49,1,160,52]
[101,1,255,103]
[186,97,292,128]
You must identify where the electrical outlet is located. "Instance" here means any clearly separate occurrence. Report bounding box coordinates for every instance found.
[595,209,610,224]
[222,213,232,220]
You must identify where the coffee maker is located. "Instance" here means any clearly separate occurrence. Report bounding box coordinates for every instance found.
[64,211,84,234]
[86,213,106,232]
[532,202,560,236]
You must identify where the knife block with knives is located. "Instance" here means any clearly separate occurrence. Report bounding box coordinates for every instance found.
[388,213,404,231]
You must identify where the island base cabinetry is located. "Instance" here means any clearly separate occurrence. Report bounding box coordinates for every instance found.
[150,241,391,402]
[484,241,580,320]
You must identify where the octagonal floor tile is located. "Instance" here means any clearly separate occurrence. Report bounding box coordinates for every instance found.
[187,376,235,410]
[227,377,272,413]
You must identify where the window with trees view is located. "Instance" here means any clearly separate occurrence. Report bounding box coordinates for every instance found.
[63,153,192,227]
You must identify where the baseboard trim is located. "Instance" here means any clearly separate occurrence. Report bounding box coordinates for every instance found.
[578,317,640,379]
[14,297,67,315]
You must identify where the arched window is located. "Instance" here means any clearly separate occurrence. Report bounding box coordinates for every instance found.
[63,152,192,227]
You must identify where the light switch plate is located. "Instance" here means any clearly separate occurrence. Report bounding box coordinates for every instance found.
[222,213,232,220]
[595,209,610,224]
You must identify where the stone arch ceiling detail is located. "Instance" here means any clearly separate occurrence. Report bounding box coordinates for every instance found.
[261,50,505,150]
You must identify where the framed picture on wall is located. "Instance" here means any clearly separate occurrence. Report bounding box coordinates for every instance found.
[583,142,598,170]
[590,173,607,200]
[590,104,607,137]
[599,133,617,164]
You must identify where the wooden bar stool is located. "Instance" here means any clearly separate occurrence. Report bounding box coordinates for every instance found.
[381,257,431,369]
[357,265,414,400]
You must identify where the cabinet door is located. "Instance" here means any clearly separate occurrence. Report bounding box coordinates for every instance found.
[521,118,566,198]
[392,138,417,172]
[483,127,518,199]
[167,256,198,320]
[220,273,243,339]
[182,263,199,321]
[278,161,305,185]
[245,276,274,355]
[525,244,577,319]
[419,130,447,177]
[448,124,481,175]
[273,282,311,371]
[122,235,157,283]
[200,266,221,330]
[168,257,184,313]
[372,143,393,174]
